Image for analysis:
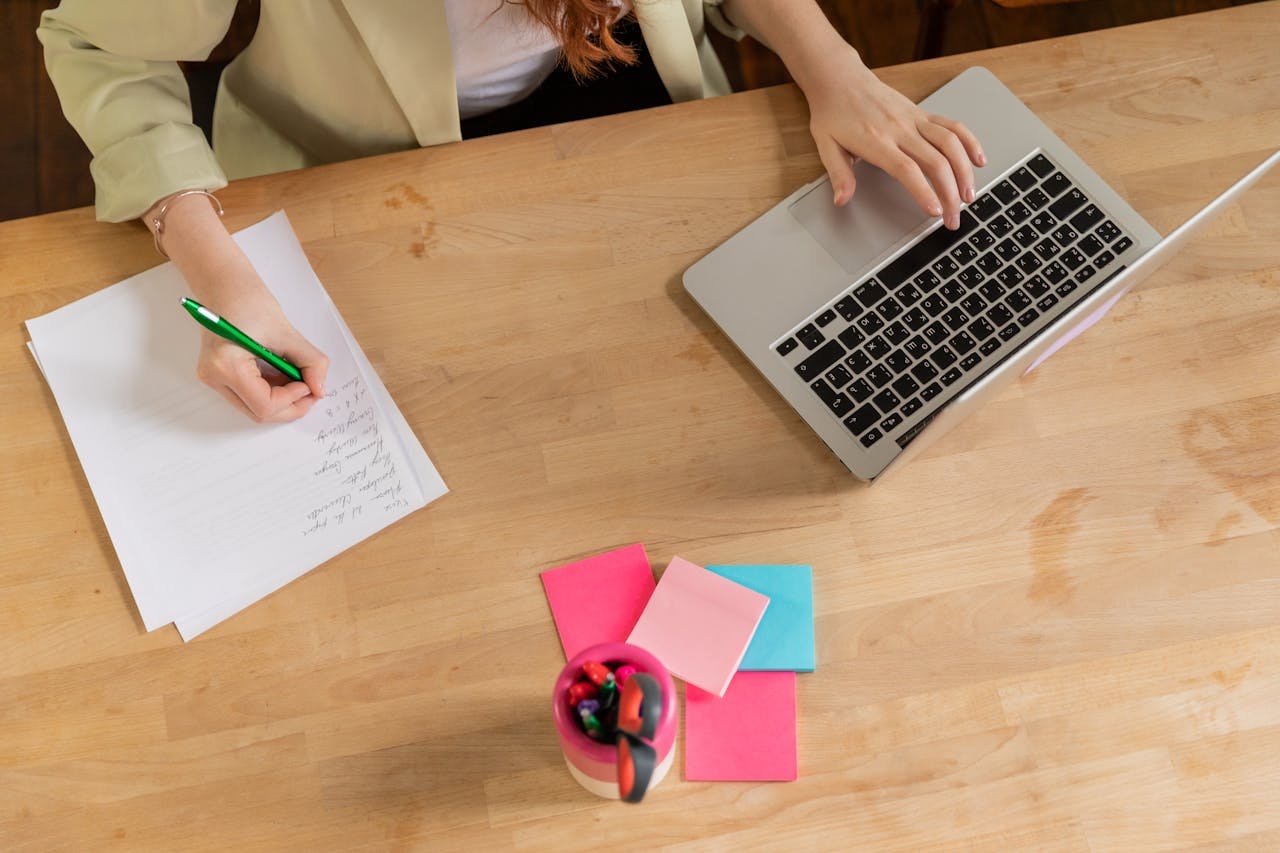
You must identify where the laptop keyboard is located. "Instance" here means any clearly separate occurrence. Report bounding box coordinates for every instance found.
[774,151,1133,451]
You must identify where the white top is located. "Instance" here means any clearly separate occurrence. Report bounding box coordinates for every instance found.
[443,0,562,120]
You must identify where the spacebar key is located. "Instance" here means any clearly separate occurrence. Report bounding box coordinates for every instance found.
[877,210,978,288]
[794,339,846,380]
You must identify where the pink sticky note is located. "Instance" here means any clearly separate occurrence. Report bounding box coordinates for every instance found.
[626,556,769,697]
[685,671,797,781]
[540,544,655,659]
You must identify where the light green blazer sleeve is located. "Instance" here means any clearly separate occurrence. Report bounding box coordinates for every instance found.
[37,0,237,222]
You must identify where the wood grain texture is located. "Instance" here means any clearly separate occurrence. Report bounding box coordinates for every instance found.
[2,4,1278,849]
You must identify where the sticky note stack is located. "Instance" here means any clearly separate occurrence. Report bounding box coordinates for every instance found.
[540,546,816,785]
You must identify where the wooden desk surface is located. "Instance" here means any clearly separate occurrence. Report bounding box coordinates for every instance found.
[3,4,1278,849]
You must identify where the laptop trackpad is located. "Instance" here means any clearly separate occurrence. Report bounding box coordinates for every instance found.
[788,167,931,277]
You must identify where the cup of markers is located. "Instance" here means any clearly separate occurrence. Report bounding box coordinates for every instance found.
[552,642,677,801]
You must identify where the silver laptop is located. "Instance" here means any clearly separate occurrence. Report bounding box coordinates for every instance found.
[684,66,1278,481]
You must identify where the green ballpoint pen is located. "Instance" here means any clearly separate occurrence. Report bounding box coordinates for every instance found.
[180,297,304,383]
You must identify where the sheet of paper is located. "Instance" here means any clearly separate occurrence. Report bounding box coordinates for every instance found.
[626,556,769,697]
[685,671,798,781]
[706,565,815,672]
[539,543,655,659]
[25,212,447,637]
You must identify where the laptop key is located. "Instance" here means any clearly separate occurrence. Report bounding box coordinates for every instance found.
[932,345,958,368]
[795,339,844,379]
[919,381,943,401]
[988,215,1014,237]
[1016,253,1043,274]
[1041,171,1071,196]
[880,412,904,433]
[834,295,862,321]
[960,293,987,315]
[845,350,872,373]
[904,335,932,359]
[969,228,996,250]
[942,307,970,330]
[1042,261,1069,284]
[1094,250,1116,269]
[825,364,853,388]
[872,388,901,412]
[1024,276,1050,298]
[859,428,883,448]
[969,195,1001,220]
[1095,220,1122,243]
[976,252,1002,275]
[1049,188,1086,220]
[968,317,996,341]
[883,321,910,345]
[865,335,890,359]
[1113,235,1134,254]
[838,326,865,349]
[949,331,977,355]
[810,378,853,415]
[857,313,885,334]
[1061,247,1087,270]
[1030,212,1057,234]
[854,279,887,308]
[1007,289,1032,311]
[959,352,982,372]
[995,238,1022,262]
[1070,204,1104,232]
[940,367,963,386]
[892,374,920,398]
[911,360,939,382]
[1078,234,1105,257]
[979,338,1002,356]
[847,378,873,402]
[1036,293,1059,312]
[1051,224,1078,245]
[914,269,942,292]
[992,180,1019,204]
[1034,238,1060,260]
[1018,308,1040,326]
[885,349,912,375]
[1055,280,1077,298]
[796,323,824,350]
[867,364,893,388]
[999,322,1020,341]
[987,303,1014,326]
[844,403,879,435]
[1010,166,1037,191]
[1028,154,1055,177]
[1024,188,1050,211]
[901,397,923,417]
[1005,201,1031,224]
[896,282,924,307]
[1075,265,1097,284]
[902,307,929,331]
[923,321,950,345]
[816,309,837,327]
[776,337,798,357]
[877,297,904,321]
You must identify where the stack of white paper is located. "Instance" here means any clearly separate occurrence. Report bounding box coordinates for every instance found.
[25,212,448,640]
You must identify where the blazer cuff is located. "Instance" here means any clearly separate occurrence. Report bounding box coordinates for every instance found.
[89,122,228,222]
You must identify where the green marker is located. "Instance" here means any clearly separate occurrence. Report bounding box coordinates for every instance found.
[180,297,303,382]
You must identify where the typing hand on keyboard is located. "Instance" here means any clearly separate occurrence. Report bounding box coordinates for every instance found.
[799,51,986,230]
[714,0,985,230]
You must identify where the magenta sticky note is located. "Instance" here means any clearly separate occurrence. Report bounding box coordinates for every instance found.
[539,544,656,659]
[685,671,797,781]
[625,556,769,697]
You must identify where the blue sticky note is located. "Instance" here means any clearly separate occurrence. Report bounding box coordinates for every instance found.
[705,565,815,672]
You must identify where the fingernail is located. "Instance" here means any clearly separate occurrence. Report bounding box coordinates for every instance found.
[977,151,987,166]
[964,186,976,203]
[929,203,943,218]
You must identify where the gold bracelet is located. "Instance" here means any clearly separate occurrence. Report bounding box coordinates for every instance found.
[150,189,224,258]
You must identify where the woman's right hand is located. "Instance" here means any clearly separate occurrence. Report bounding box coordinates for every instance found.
[146,192,329,423]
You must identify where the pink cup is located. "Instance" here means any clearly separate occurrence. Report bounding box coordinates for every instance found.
[552,642,678,799]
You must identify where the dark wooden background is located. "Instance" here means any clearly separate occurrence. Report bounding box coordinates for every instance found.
[2,0,1260,222]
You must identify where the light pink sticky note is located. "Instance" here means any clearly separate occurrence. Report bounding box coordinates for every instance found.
[685,671,798,781]
[539,544,655,659]
[626,556,769,697]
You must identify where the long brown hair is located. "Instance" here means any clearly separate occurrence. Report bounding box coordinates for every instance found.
[517,0,638,79]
